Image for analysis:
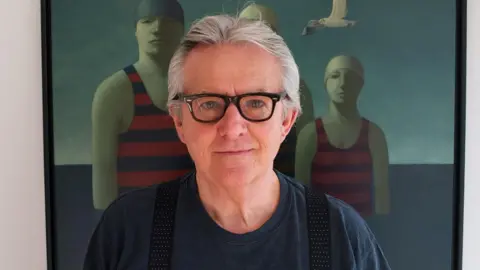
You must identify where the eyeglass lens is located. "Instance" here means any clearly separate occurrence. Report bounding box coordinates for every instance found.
[191,95,274,122]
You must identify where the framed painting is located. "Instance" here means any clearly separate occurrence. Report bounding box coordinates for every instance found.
[42,0,467,269]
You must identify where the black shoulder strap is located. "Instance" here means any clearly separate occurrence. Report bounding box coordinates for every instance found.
[147,178,332,270]
[123,64,148,95]
[147,179,182,270]
[305,186,332,270]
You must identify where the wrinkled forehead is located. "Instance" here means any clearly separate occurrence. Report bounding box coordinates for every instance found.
[182,43,283,95]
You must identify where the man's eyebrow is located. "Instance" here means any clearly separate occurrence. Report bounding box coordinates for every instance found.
[182,88,271,95]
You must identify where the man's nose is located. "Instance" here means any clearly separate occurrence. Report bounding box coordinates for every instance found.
[338,73,346,89]
[151,18,161,32]
[217,104,247,139]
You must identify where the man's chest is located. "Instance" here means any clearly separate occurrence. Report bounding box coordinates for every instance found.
[170,217,310,270]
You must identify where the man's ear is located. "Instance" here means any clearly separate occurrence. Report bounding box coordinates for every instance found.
[281,108,299,138]
[169,105,186,143]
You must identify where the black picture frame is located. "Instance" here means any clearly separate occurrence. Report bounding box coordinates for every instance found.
[451,0,467,269]
[41,0,55,268]
[40,0,468,269]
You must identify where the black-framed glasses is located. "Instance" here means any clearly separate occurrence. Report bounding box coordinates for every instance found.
[172,91,288,123]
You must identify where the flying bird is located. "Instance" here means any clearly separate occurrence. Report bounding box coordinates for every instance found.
[302,0,357,36]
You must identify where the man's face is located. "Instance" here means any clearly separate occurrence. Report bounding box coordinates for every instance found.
[135,16,183,58]
[325,68,363,105]
[171,43,297,184]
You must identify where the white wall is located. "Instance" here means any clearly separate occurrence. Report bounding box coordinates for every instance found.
[0,0,478,269]
[462,0,480,269]
[0,0,48,269]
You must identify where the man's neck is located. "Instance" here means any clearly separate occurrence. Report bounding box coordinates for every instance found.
[136,52,170,76]
[327,102,361,123]
[195,169,281,234]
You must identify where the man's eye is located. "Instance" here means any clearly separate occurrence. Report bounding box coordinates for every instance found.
[247,100,266,108]
[331,73,340,79]
[200,101,219,109]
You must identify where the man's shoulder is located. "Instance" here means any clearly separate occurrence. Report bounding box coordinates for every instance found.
[325,194,366,227]
[100,178,186,223]
[325,195,392,269]
[97,68,132,91]
[282,174,365,224]
[91,67,135,115]
[92,66,137,101]
[101,185,158,221]
[85,180,184,268]
[281,174,307,194]
[283,175,390,269]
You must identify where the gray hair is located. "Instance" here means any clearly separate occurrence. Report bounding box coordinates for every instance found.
[167,14,302,118]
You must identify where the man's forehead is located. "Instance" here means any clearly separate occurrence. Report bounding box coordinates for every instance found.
[138,15,177,22]
[182,88,270,96]
[331,68,356,73]
[182,43,281,70]
[182,43,282,94]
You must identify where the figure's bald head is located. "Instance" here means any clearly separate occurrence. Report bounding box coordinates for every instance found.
[239,3,278,32]
[135,0,184,25]
[324,55,364,83]
[323,55,365,104]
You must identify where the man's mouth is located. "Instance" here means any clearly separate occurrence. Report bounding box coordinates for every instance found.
[149,39,164,44]
[214,149,253,155]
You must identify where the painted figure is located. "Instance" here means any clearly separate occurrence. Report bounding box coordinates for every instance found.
[239,3,315,177]
[91,0,194,210]
[295,55,390,217]
[302,0,357,36]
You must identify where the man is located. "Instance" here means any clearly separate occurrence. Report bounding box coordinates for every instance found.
[84,14,391,270]
[238,3,315,177]
[91,0,194,210]
[295,55,390,217]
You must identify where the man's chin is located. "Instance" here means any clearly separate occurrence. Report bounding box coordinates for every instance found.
[332,98,346,104]
[213,168,257,187]
[216,161,253,171]
[211,161,256,176]
[145,48,170,57]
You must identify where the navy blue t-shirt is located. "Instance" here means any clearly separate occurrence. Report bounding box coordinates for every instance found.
[83,172,391,270]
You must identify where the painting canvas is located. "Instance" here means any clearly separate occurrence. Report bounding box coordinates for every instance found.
[42,0,465,269]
